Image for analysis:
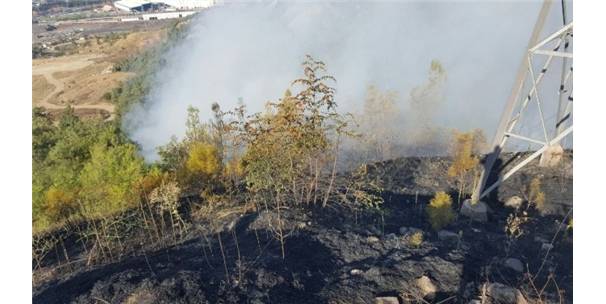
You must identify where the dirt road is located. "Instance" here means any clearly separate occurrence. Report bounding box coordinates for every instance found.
[32,53,116,118]
[32,29,168,120]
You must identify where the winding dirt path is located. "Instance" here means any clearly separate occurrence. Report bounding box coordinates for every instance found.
[32,54,116,119]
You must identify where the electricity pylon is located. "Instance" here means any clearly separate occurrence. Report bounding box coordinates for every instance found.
[472,0,573,202]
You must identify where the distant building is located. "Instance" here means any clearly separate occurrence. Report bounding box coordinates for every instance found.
[114,0,215,12]
[118,10,197,21]
[101,5,114,12]
[157,0,216,10]
[114,0,153,12]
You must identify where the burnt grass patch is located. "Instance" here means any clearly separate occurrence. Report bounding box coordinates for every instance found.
[33,154,573,303]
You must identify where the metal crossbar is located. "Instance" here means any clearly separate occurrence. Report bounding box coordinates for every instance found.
[472,0,573,202]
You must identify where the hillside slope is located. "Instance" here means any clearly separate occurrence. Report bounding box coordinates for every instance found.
[33,154,573,304]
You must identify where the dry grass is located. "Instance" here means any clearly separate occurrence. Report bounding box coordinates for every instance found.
[124,289,157,304]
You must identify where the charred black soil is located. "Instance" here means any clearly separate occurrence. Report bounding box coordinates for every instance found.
[33,153,573,304]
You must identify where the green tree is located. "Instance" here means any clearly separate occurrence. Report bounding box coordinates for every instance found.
[79,142,145,217]
[32,107,56,162]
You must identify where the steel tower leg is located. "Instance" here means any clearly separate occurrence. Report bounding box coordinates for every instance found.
[471,0,553,203]
[471,0,576,203]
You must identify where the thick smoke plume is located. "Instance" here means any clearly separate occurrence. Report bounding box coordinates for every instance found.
[124,0,569,161]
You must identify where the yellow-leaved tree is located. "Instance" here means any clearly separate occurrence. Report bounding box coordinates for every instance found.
[426,191,455,231]
[238,55,353,258]
[447,130,485,205]
[44,186,77,223]
[528,177,546,213]
[158,105,227,192]
[186,142,222,177]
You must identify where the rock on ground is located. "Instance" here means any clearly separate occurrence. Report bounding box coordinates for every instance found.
[504,258,524,273]
[460,200,489,222]
[539,144,564,167]
[375,297,399,304]
[504,196,524,209]
[416,275,437,299]
[438,230,459,242]
[486,283,526,304]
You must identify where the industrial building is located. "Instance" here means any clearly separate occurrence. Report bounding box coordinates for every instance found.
[114,0,154,12]
[118,10,197,22]
[114,0,216,12]
[159,0,216,10]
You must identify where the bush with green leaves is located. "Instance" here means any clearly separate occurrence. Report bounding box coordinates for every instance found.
[157,105,226,192]
[32,107,146,231]
[79,142,145,218]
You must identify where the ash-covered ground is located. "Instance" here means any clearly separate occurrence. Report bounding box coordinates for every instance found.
[32,153,572,304]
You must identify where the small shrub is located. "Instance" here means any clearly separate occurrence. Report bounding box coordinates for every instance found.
[567,217,573,231]
[352,189,384,210]
[447,130,485,204]
[150,181,186,240]
[44,187,77,222]
[149,181,181,214]
[528,177,546,212]
[224,157,243,176]
[408,231,424,248]
[426,191,455,231]
[447,132,479,177]
[186,142,222,177]
[505,211,529,239]
[156,104,224,192]
[345,166,385,211]
[135,167,168,200]
[224,156,244,183]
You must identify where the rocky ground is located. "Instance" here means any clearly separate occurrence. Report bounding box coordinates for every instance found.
[32,153,573,304]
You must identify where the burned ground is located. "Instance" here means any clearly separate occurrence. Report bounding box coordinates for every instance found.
[32,153,573,303]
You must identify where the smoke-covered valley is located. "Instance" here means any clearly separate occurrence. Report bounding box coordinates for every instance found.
[124,0,570,161]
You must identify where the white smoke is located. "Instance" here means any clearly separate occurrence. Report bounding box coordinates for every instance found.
[124,0,570,161]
